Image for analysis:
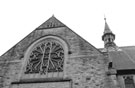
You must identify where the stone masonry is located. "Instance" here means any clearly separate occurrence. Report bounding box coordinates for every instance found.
[0,16,113,88]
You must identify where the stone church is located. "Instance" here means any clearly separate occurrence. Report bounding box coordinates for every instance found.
[0,16,135,88]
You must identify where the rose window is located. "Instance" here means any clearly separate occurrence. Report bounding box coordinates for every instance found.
[25,40,64,74]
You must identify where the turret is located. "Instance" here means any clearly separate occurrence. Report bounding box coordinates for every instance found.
[102,18,116,49]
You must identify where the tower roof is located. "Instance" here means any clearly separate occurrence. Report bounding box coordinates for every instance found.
[37,15,66,29]
[104,18,112,34]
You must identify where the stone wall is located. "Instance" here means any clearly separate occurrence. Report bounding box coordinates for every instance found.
[0,26,109,88]
[66,55,107,88]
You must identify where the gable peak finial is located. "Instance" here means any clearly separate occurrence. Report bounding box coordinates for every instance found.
[52,14,55,17]
[104,14,106,21]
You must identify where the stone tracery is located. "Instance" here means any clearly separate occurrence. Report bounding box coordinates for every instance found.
[25,39,64,74]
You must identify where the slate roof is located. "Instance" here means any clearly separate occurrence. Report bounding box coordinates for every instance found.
[109,50,135,70]
[120,46,135,61]
[99,46,135,70]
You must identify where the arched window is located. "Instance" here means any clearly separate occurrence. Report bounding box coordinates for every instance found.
[19,36,68,80]
[25,39,64,74]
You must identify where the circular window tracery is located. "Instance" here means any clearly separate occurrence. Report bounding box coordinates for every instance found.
[25,39,64,75]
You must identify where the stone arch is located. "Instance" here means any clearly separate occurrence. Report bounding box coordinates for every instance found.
[19,36,69,80]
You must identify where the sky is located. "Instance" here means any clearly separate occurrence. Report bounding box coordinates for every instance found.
[0,0,135,56]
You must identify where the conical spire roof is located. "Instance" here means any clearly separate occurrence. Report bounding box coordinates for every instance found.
[37,15,65,29]
[104,18,112,34]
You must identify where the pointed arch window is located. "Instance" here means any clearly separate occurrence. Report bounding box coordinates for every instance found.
[25,39,64,75]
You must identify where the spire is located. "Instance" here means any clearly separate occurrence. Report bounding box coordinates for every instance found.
[104,17,112,34]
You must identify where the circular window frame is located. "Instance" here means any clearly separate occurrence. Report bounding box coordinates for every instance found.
[19,36,69,80]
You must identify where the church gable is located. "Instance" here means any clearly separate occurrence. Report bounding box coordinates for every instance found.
[37,15,66,29]
[0,16,106,88]
[0,16,101,61]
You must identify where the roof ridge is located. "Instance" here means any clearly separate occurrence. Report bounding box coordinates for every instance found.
[120,46,135,48]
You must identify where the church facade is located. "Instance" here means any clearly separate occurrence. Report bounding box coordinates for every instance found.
[0,16,135,88]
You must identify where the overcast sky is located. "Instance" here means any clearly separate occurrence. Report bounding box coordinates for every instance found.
[0,0,135,56]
